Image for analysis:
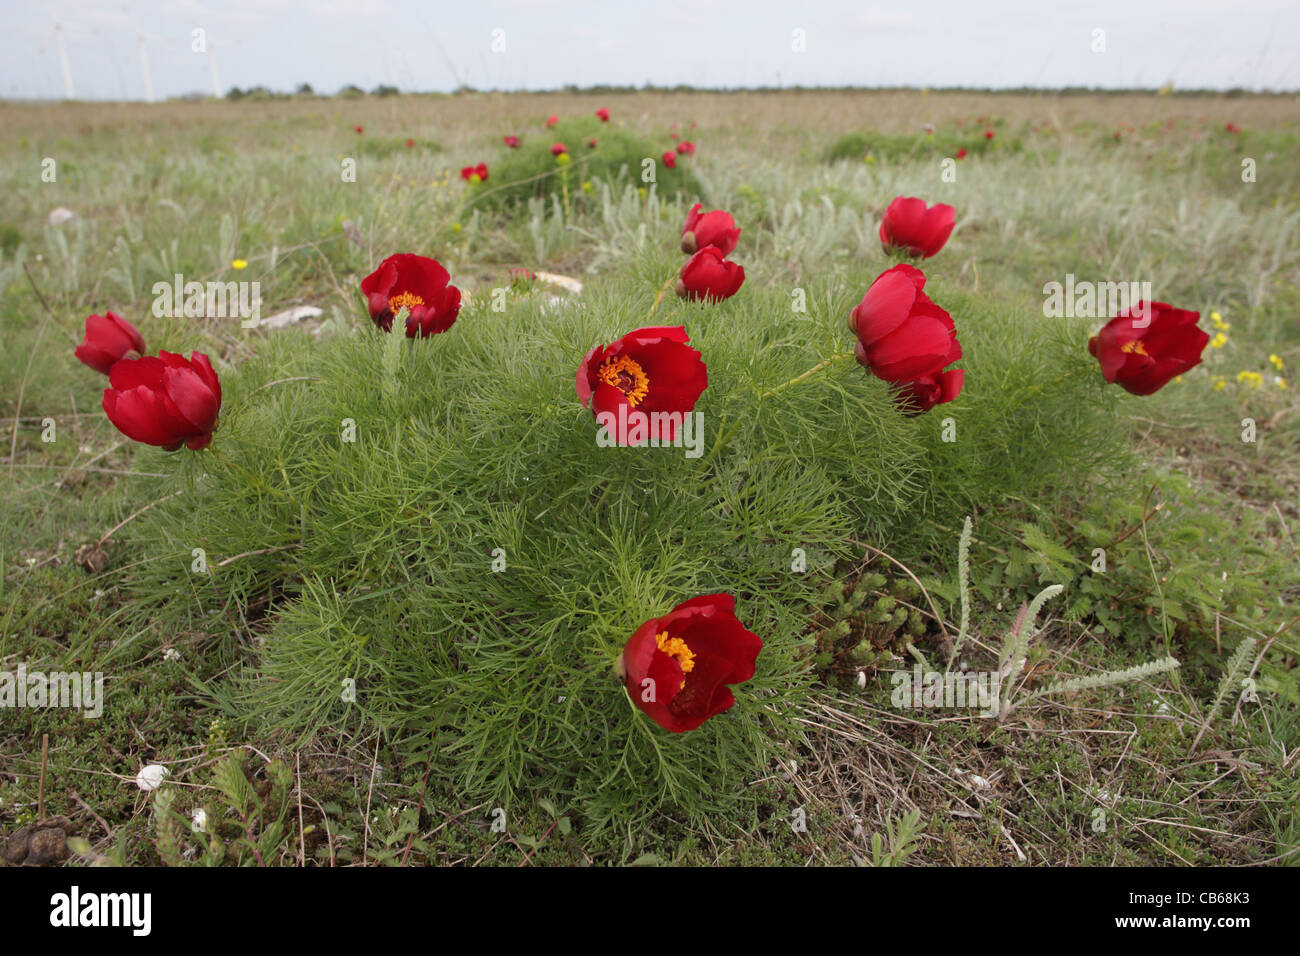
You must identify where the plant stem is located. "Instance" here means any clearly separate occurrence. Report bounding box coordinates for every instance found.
[642,273,678,325]
[759,351,854,400]
[701,352,855,468]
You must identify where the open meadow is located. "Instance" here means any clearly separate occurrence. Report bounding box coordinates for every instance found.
[2,88,1299,867]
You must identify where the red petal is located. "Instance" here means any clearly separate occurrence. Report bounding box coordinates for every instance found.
[854,266,924,346]
[866,314,954,381]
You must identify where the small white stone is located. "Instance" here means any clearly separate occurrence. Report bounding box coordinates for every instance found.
[47,207,78,226]
[136,764,168,791]
[258,305,323,330]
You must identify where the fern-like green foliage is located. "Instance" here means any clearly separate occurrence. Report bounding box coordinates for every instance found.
[939,515,1185,719]
[1190,637,1257,752]
[1030,656,1181,699]
[114,248,1126,831]
[995,584,1064,717]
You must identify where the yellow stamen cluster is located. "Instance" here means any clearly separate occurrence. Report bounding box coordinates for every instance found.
[1120,339,1150,356]
[597,355,651,407]
[388,291,425,314]
[655,631,695,690]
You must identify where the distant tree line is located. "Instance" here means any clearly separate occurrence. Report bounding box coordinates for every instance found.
[213,82,1290,102]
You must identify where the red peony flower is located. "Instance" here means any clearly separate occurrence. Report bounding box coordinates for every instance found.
[460,163,488,183]
[596,107,610,122]
[676,247,745,303]
[546,115,559,128]
[680,203,741,257]
[360,253,462,338]
[621,594,762,733]
[1088,302,1209,396]
[984,129,995,140]
[575,325,708,445]
[955,148,967,160]
[354,125,363,134]
[101,351,222,451]
[879,196,956,259]
[661,150,677,169]
[75,311,146,375]
[675,140,695,156]
[848,263,962,386]
[550,142,568,156]
[890,368,964,416]
[503,135,521,148]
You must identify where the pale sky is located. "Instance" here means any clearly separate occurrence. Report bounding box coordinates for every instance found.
[5,0,1298,101]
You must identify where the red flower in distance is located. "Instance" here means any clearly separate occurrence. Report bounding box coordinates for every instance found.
[550,142,568,156]
[661,150,677,169]
[575,325,708,445]
[102,351,222,451]
[879,196,956,259]
[955,148,967,160]
[676,247,745,303]
[405,139,415,148]
[503,135,521,148]
[984,129,995,140]
[1225,122,1242,134]
[596,107,610,122]
[354,125,363,134]
[460,163,488,183]
[361,253,462,338]
[1088,302,1208,396]
[621,594,763,733]
[75,311,146,375]
[849,263,962,387]
[680,203,740,257]
[675,140,695,156]
[890,368,964,416]
[546,115,559,128]
[587,138,598,148]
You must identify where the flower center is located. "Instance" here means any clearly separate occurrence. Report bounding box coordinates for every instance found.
[1120,339,1149,356]
[388,291,425,314]
[597,355,650,407]
[655,630,695,689]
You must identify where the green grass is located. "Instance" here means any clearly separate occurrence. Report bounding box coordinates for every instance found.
[2,90,1298,866]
